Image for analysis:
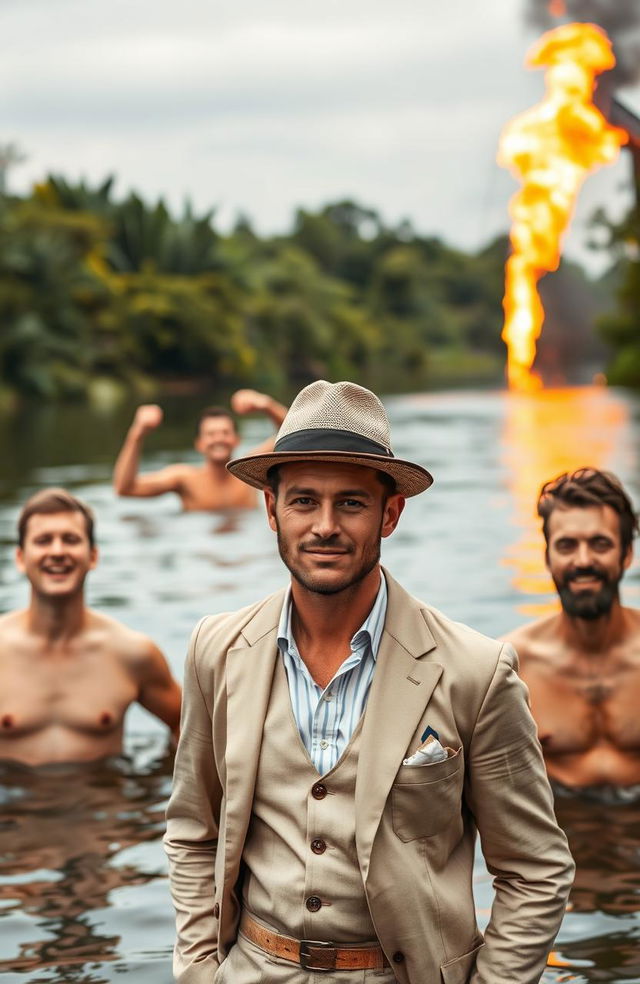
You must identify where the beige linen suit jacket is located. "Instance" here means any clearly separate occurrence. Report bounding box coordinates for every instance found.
[164,571,574,984]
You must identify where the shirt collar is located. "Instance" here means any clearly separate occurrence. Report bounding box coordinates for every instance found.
[277,572,388,661]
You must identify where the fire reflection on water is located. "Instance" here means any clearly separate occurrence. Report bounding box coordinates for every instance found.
[500,384,635,617]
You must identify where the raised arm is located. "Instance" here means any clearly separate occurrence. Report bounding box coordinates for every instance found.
[466,643,574,984]
[113,405,182,498]
[230,389,288,454]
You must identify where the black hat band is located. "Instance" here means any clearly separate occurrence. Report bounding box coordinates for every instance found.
[274,428,394,458]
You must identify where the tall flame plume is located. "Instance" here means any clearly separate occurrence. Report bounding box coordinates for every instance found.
[498,23,627,392]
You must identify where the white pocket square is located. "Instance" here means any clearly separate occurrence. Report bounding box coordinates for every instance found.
[402,735,448,767]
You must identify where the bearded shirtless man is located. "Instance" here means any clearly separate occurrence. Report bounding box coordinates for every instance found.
[113,389,288,511]
[0,489,181,766]
[504,468,640,790]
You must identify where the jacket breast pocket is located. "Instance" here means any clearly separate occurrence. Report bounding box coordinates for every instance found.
[391,746,464,842]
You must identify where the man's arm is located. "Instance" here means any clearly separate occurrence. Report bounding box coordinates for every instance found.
[230,389,288,454]
[164,619,223,984]
[466,643,574,984]
[113,404,184,498]
[136,642,182,744]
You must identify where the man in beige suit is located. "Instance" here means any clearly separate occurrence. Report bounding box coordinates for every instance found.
[165,381,574,984]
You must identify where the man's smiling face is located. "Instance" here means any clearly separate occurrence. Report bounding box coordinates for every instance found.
[16,511,97,599]
[546,504,632,619]
[195,416,239,466]
[264,461,404,596]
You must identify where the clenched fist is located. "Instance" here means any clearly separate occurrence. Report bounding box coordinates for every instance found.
[132,404,164,435]
[230,389,270,416]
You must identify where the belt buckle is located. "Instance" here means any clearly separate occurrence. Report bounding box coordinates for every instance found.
[299,939,337,971]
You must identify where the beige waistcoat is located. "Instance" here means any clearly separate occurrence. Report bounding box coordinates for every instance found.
[242,658,377,943]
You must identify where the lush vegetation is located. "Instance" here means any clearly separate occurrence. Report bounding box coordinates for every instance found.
[0,172,623,403]
[593,181,640,387]
[0,176,514,403]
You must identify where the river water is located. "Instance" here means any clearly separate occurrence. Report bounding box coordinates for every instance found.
[0,384,639,983]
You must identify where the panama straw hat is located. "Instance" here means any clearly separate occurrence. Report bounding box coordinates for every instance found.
[227,380,433,497]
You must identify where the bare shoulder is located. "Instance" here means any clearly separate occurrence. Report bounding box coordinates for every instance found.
[622,605,640,632]
[156,462,199,485]
[0,610,28,646]
[85,611,163,669]
[620,606,640,660]
[167,463,199,476]
[500,614,561,668]
[173,463,210,486]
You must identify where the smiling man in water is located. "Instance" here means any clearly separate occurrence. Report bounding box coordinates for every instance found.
[113,389,288,511]
[0,488,181,765]
[504,468,640,791]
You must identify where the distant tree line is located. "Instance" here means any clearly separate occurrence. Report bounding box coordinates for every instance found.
[0,172,632,403]
[0,176,513,403]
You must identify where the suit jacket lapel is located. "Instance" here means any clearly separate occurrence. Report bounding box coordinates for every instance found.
[356,572,442,878]
[223,589,285,888]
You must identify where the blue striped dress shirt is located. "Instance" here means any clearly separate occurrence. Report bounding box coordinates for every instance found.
[277,573,388,775]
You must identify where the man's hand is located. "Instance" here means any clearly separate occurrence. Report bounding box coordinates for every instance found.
[230,389,271,416]
[132,404,164,436]
[232,390,288,452]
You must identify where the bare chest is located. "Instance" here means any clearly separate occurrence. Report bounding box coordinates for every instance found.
[0,647,138,741]
[181,472,256,511]
[525,662,640,755]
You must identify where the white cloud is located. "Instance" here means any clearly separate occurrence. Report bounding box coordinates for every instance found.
[2,0,637,270]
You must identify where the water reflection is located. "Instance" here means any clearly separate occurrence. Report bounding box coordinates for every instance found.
[1,387,640,982]
[500,385,635,617]
[496,385,640,983]
[555,793,640,918]
[0,747,173,979]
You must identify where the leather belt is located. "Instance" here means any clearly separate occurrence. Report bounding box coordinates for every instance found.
[239,913,390,972]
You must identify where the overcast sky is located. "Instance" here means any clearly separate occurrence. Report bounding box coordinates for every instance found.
[3,0,639,271]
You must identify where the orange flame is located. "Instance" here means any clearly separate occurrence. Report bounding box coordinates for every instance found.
[498,23,627,392]
[548,0,566,18]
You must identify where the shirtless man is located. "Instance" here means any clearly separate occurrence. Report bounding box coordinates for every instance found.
[0,488,182,766]
[504,468,640,790]
[113,389,288,511]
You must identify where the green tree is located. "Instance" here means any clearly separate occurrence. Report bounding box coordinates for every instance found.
[0,197,112,398]
[593,189,640,386]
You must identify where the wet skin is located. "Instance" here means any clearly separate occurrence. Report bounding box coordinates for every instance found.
[0,511,181,765]
[156,415,259,511]
[112,390,287,511]
[117,411,256,510]
[505,504,640,787]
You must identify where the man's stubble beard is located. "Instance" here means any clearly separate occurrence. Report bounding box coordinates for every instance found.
[275,518,382,596]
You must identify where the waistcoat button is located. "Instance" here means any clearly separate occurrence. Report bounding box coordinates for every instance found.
[311,783,327,799]
[311,838,327,855]
[393,951,405,963]
[213,902,220,918]
[306,895,322,912]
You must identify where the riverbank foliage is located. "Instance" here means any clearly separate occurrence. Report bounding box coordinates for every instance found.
[0,178,513,402]
[594,182,640,387]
